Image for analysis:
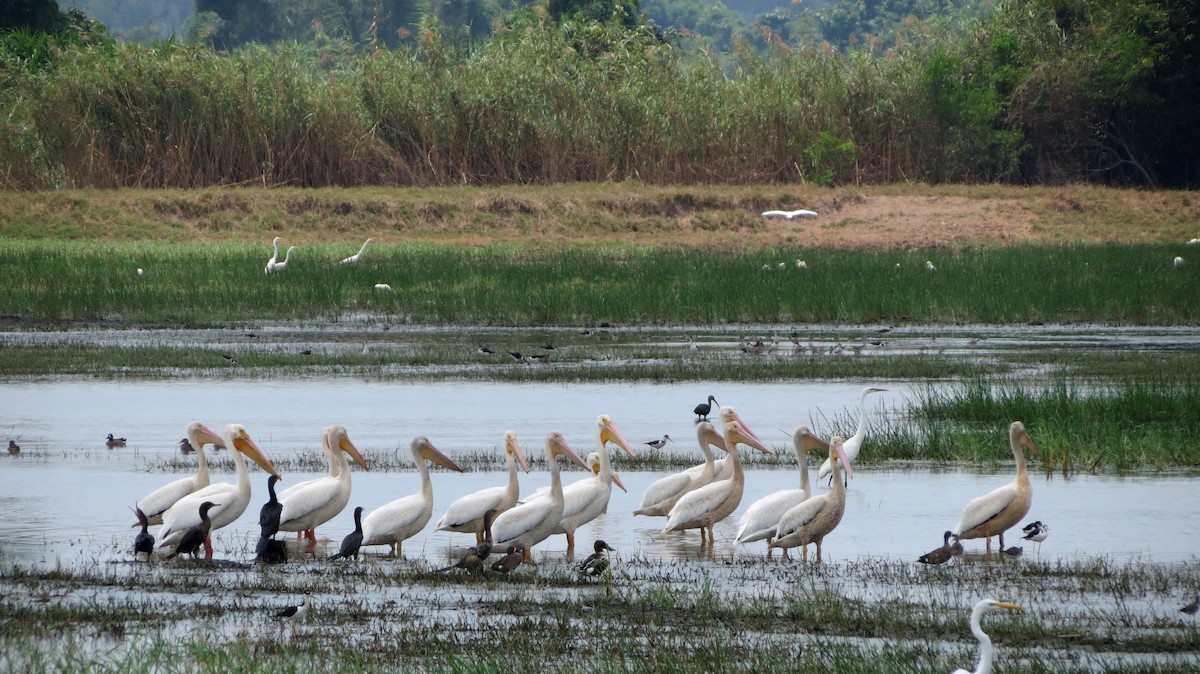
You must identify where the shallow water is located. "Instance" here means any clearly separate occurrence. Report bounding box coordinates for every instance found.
[1,377,1197,566]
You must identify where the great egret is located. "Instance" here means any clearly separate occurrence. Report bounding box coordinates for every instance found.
[951,599,1024,674]
[925,260,937,271]
[761,209,818,219]
[341,238,372,264]
[264,237,282,273]
[269,246,296,272]
[817,386,888,486]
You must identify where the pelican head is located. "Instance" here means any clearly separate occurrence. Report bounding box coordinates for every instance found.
[1010,421,1039,458]
[794,425,829,454]
[597,414,637,458]
[186,421,225,450]
[586,451,628,493]
[411,436,463,472]
[325,425,369,471]
[828,435,854,478]
[723,420,771,454]
[546,432,588,470]
[504,431,531,474]
[696,420,727,451]
[224,423,279,476]
[719,406,769,452]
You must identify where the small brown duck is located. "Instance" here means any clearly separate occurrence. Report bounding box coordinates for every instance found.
[7,440,19,455]
[106,433,127,448]
[490,545,524,573]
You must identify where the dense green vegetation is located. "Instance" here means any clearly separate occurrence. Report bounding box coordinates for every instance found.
[1,0,1196,190]
[2,241,1195,324]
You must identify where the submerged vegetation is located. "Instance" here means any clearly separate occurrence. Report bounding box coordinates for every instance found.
[1,554,1197,672]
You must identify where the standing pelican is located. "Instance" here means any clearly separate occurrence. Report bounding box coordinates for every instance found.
[662,418,771,544]
[158,424,278,557]
[952,421,1039,556]
[258,474,283,540]
[769,436,854,562]
[491,432,588,561]
[165,501,219,560]
[736,426,829,553]
[135,421,224,525]
[634,421,726,517]
[435,431,530,543]
[341,238,372,264]
[132,506,155,561]
[951,599,1024,674]
[277,425,369,548]
[817,386,887,486]
[360,436,463,557]
[328,506,365,561]
[264,236,282,273]
[550,415,638,555]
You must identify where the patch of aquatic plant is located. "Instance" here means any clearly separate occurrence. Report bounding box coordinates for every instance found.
[1,241,1197,325]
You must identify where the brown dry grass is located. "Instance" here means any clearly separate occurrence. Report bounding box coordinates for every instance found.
[1,183,1197,248]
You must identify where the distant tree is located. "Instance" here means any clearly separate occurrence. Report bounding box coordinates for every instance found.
[1,0,68,33]
[548,0,641,29]
[195,0,277,48]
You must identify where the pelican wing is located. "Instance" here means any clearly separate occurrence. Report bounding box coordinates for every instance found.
[277,477,342,529]
[774,493,829,539]
[560,477,606,521]
[137,475,203,522]
[277,476,323,501]
[491,498,553,545]
[954,482,1017,536]
[682,457,731,482]
[663,480,733,532]
[436,486,506,530]
[361,494,428,545]
[736,488,808,544]
[158,485,239,544]
[638,471,691,509]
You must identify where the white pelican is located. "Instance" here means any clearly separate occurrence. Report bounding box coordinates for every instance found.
[436,430,530,543]
[817,386,888,485]
[341,238,372,264]
[360,436,463,557]
[953,421,1039,555]
[264,236,282,273]
[761,209,818,219]
[269,246,296,272]
[276,425,369,547]
[134,421,224,525]
[952,599,1024,674]
[550,414,637,554]
[736,426,828,552]
[769,435,854,562]
[633,421,726,517]
[662,418,771,544]
[158,423,278,557]
[491,432,588,561]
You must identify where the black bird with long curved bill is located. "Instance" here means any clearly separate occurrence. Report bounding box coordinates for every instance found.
[166,501,219,560]
[328,506,364,561]
[693,395,718,421]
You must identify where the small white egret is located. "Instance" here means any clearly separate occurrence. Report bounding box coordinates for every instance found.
[951,599,1024,674]
[761,209,818,219]
[795,259,807,269]
[136,268,144,276]
[374,283,393,291]
[341,238,373,264]
[1173,256,1184,267]
[925,260,937,271]
[1187,238,1200,245]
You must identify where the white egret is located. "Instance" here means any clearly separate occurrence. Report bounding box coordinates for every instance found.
[951,599,1024,674]
[264,237,282,273]
[761,209,818,219]
[269,246,296,272]
[817,386,888,486]
[341,238,372,264]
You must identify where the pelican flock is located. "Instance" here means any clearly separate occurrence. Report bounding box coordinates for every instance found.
[633,421,725,517]
[769,435,854,562]
[736,425,827,554]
